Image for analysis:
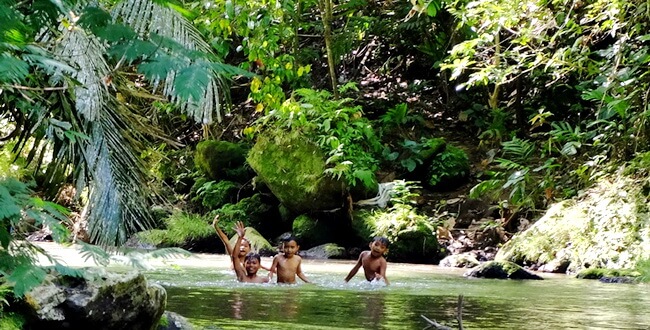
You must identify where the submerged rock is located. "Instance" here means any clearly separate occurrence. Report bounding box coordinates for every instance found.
[464,261,543,280]
[22,270,166,329]
[157,311,195,330]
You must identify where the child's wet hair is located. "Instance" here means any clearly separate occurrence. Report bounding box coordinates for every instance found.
[282,235,299,245]
[245,252,261,263]
[373,236,390,247]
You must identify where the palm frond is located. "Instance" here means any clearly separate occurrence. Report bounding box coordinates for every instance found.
[54,28,156,246]
[112,0,227,123]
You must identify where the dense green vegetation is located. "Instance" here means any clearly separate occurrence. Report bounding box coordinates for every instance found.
[2,0,650,304]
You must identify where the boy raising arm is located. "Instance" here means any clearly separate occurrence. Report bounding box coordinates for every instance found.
[232,221,269,283]
[344,236,390,285]
[268,236,311,284]
[213,215,270,271]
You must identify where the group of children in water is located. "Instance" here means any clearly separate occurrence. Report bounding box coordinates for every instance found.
[213,216,390,285]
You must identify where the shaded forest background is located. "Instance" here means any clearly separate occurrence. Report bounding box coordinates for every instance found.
[2,0,650,297]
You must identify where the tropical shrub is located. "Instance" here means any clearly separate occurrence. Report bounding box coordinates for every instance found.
[428,144,470,189]
[253,88,383,189]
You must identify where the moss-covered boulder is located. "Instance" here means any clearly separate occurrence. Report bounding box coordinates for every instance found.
[292,214,337,247]
[352,204,442,263]
[464,261,543,280]
[496,175,650,273]
[247,132,342,214]
[215,193,285,239]
[195,140,250,182]
[22,271,166,329]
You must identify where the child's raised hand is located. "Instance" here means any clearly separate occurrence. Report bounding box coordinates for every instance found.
[212,215,220,229]
[233,221,246,238]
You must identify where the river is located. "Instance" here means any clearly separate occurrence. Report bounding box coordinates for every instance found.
[36,243,650,329]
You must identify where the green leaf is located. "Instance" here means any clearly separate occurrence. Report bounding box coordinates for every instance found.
[48,263,85,278]
[402,158,417,172]
[138,54,179,81]
[8,263,47,297]
[174,64,210,102]
[0,226,10,249]
[0,185,21,221]
[78,241,111,266]
[353,169,375,188]
[77,6,112,33]
[210,62,255,78]
[427,2,438,17]
[108,39,158,63]
[0,55,29,83]
[95,23,136,42]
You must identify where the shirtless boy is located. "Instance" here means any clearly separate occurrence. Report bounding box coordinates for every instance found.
[344,236,390,285]
[232,221,269,283]
[213,215,270,271]
[268,236,311,284]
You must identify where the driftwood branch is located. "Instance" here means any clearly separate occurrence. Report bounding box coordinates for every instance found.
[421,294,465,330]
[421,315,454,330]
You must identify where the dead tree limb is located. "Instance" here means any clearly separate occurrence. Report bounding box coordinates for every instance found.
[420,315,454,330]
[421,294,465,330]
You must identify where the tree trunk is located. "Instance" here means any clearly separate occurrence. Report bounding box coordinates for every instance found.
[319,0,339,99]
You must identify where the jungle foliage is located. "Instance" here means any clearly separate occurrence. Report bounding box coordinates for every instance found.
[2,0,650,296]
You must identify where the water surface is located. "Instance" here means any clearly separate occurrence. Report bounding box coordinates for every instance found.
[144,254,650,330]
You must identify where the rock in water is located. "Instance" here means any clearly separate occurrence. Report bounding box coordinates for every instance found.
[23,270,166,329]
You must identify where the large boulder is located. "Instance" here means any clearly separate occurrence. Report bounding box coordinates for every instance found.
[247,132,343,214]
[464,261,543,280]
[195,140,250,182]
[292,214,336,247]
[22,270,166,329]
[496,175,650,273]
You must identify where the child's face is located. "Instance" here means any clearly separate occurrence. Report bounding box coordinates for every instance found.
[369,240,388,257]
[282,240,299,257]
[245,258,260,275]
[239,240,251,257]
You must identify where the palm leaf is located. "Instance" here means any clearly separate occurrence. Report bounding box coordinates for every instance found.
[111,0,227,123]
[53,28,156,246]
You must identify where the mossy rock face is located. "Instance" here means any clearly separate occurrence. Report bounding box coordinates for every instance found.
[426,144,470,190]
[352,206,442,263]
[496,175,650,272]
[292,214,337,247]
[464,261,543,280]
[214,193,284,238]
[576,268,639,280]
[247,132,342,214]
[419,138,447,161]
[195,140,250,182]
[22,271,166,329]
